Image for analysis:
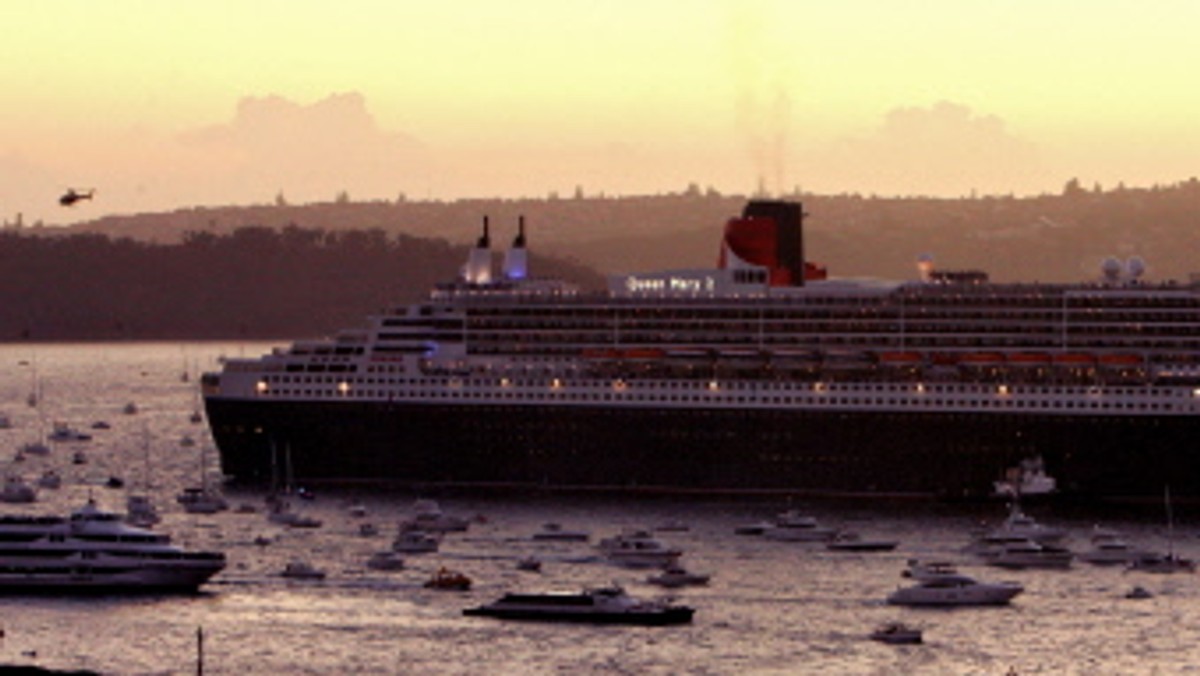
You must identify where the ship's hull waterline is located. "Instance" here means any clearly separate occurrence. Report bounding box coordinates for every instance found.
[205,396,1200,500]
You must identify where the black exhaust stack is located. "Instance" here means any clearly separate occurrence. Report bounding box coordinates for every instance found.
[743,200,806,286]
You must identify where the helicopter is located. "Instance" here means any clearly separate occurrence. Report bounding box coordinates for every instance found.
[59,188,95,207]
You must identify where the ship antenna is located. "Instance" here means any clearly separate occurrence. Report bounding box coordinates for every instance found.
[514,215,526,248]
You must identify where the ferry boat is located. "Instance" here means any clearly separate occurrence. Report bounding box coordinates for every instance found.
[0,500,225,592]
[202,200,1200,499]
[463,586,695,625]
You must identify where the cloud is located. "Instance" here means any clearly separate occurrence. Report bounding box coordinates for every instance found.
[178,92,432,203]
[804,101,1053,197]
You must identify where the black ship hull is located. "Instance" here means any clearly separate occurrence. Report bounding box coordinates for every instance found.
[204,397,1200,499]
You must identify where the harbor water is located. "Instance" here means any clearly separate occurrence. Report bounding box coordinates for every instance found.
[2,343,1200,674]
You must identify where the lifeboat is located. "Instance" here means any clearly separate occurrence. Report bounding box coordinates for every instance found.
[1098,354,1141,366]
[581,348,621,360]
[930,353,960,366]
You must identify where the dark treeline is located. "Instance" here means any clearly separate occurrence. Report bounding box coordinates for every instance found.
[40,177,1200,284]
[0,226,602,341]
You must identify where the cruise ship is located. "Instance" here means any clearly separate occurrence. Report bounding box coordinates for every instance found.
[0,500,226,592]
[202,200,1200,500]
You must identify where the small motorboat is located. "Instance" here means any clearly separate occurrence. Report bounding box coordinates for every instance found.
[72,450,88,465]
[348,503,368,518]
[761,511,837,542]
[358,523,380,537]
[402,499,470,533]
[870,622,923,645]
[597,530,682,568]
[1079,526,1150,566]
[733,520,774,536]
[516,556,542,572]
[266,499,322,528]
[122,402,138,415]
[366,551,406,571]
[646,563,710,588]
[48,422,92,443]
[281,560,326,580]
[176,487,230,514]
[826,531,899,552]
[36,470,62,490]
[980,538,1073,570]
[104,476,125,489]
[125,494,161,528]
[424,567,471,591]
[887,574,1024,607]
[19,440,49,457]
[1126,586,1154,600]
[0,475,37,504]
[532,522,589,542]
[1127,552,1196,574]
[392,530,440,553]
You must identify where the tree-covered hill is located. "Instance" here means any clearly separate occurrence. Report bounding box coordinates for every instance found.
[0,226,602,341]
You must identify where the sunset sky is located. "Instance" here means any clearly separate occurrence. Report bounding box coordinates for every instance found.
[3,0,1198,225]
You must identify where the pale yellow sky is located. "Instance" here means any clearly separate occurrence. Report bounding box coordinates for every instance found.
[2,0,1198,224]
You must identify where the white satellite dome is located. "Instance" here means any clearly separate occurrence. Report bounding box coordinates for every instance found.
[1101,257,1122,282]
[1126,256,1146,279]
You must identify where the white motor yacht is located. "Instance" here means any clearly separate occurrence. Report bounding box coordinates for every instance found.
[646,562,710,588]
[281,560,326,580]
[532,522,590,542]
[981,538,1073,570]
[761,511,837,542]
[125,494,161,528]
[400,499,470,533]
[391,529,440,554]
[826,531,899,552]
[597,530,682,568]
[0,499,225,592]
[887,574,1024,606]
[1079,526,1150,566]
[36,470,61,490]
[977,503,1066,546]
[365,551,406,571]
[47,422,91,443]
[176,487,230,514]
[1127,551,1196,574]
[0,476,36,504]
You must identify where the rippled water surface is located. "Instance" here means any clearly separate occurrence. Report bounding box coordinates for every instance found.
[2,343,1200,674]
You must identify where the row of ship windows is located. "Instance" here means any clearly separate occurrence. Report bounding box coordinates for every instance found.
[260,387,1183,411]
[258,375,1187,399]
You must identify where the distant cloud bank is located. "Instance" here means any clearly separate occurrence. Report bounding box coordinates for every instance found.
[803,101,1053,197]
[178,92,431,204]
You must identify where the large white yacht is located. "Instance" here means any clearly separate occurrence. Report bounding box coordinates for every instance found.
[0,500,225,592]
